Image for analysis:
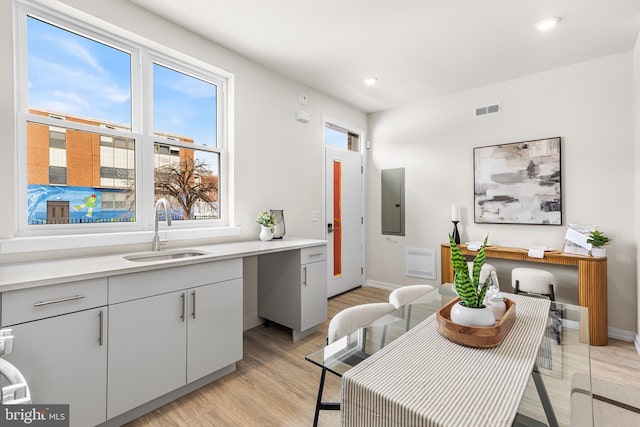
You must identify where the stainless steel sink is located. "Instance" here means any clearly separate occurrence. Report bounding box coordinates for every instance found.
[123,249,209,262]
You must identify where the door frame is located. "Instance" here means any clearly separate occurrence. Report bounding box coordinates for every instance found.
[321,115,366,290]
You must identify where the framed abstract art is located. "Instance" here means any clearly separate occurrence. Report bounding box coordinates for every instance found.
[474,137,561,225]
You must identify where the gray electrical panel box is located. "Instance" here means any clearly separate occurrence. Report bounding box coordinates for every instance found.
[381,168,405,236]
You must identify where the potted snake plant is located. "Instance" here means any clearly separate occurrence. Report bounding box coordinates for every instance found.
[448,234,495,327]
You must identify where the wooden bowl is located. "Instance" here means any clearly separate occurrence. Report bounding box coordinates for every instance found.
[436,297,516,348]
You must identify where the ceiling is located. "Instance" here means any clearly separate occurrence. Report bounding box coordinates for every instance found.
[127,0,640,113]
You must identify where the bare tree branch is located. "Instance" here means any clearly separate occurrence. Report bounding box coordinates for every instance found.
[154,157,218,219]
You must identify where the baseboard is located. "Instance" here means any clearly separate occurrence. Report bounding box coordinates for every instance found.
[607,326,636,342]
[635,334,640,357]
[566,323,635,343]
[364,280,402,291]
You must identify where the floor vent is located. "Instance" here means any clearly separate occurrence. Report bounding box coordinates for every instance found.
[405,248,436,280]
[475,103,501,117]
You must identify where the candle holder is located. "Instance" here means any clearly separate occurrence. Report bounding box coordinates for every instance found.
[451,221,460,244]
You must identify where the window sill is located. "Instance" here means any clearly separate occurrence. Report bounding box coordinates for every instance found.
[0,226,242,255]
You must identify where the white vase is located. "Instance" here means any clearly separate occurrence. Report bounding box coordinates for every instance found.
[259,225,275,241]
[591,247,606,258]
[450,301,495,327]
[486,295,507,321]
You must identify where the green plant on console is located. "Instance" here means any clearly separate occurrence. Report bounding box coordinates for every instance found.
[449,234,491,308]
[587,230,611,248]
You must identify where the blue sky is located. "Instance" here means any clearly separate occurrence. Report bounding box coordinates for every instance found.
[27,16,217,147]
[325,127,348,149]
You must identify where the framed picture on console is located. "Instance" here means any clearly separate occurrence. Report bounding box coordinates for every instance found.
[474,137,561,225]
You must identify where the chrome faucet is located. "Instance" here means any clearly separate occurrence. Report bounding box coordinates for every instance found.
[152,198,172,251]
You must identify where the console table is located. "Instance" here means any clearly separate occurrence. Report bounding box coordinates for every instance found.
[440,243,608,345]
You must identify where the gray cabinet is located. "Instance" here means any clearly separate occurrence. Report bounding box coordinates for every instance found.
[187,279,242,383]
[1,279,108,427]
[300,259,327,332]
[106,259,243,418]
[258,245,327,341]
[0,240,328,425]
[107,291,187,418]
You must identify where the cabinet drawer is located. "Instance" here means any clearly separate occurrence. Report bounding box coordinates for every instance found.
[109,258,242,304]
[301,245,327,264]
[1,278,108,326]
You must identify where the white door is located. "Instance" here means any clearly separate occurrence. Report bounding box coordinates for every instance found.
[325,145,363,297]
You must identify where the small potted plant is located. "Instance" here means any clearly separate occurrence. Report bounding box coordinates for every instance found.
[256,211,277,241]
[588,230,611,258]
[448,234,495,327]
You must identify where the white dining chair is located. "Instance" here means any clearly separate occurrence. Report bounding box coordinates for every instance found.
[512,267,562,343]
[314,302,396,427]
[512,267,556,300]
[389,284,434,308]
[389,285,434,330]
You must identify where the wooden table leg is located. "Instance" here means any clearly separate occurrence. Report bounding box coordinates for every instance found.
[578,259,608,346]
[441,246,453,284]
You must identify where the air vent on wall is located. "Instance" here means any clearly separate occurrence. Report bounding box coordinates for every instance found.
[405,248,436,280]
[475,102,501,117]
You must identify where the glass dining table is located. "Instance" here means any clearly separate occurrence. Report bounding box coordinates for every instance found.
[305,285,593,427]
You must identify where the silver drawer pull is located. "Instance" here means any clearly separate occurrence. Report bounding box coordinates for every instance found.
[34,295,85,307]
[191,291,196,319]
[307,252,324,257]
[98,310,104,346]
[180,293,186,322]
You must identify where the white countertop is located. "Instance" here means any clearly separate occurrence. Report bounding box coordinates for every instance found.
[0,237,326,293]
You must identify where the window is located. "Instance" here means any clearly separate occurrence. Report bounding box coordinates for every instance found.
[324,123,360,152]
[154,145,220,220]
[15,2,229,235]
[99,136,135,188]
[152,64,220,221]
[26,122,136,224]
[48,126,67,185]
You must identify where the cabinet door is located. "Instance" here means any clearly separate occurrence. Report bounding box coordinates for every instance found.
[187,279,242,383]
[5,308,107,427]
[301,261,328,331]
[107,291,187,418]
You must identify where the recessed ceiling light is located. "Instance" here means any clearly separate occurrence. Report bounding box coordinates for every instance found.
[363,77,378,86]
[535,17,561,31]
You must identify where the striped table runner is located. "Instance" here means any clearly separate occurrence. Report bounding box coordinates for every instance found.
[341,294,551,427]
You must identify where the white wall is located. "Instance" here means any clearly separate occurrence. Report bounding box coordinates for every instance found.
[366,53,637,334]
[0,0,367,329]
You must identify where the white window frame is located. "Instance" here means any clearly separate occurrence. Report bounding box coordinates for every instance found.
[10,0,236,249]
[145,52,228,230]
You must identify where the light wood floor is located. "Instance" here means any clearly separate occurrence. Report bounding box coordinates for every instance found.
[125,286,640,427]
